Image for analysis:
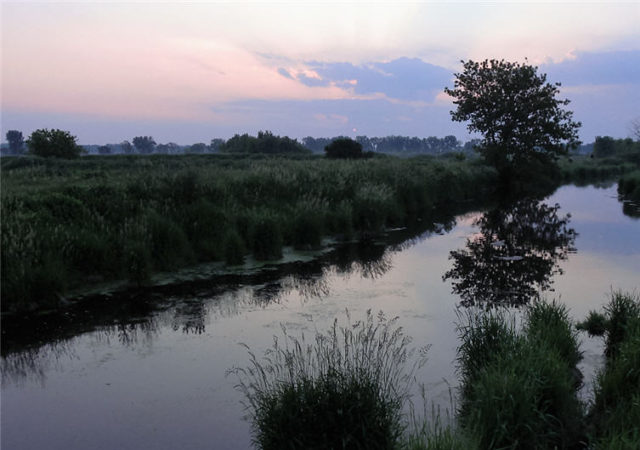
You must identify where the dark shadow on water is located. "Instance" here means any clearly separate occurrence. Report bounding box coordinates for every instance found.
[443,198,577,308]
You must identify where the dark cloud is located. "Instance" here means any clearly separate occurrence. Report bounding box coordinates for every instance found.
[542,50,640,86]
[279,57,453,101]
[277,68,294,79]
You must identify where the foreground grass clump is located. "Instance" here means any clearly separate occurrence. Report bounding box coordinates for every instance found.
[1,154,497,312]
[230,310,426,450]
[406,421,478,450]
[456,301,584,450]
[578,292,640,448]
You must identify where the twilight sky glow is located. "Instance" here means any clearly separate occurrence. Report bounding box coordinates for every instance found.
[2,1,639,145]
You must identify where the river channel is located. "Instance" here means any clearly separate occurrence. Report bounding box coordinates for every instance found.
[2,183,639,450]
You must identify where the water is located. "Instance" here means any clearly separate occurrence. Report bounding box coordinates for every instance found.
[2,184,639,450]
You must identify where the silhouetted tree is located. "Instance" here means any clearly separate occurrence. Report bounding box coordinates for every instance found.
[324,138,364,159]
[221,131,309,154]
[187,142,207,153]
[630,117,640,141]
[209,138,225,152]
[593,136,616,158]
[593,136,640,158]
[445,59,581,181]
[132,136,156,154]
[98,145,111,155]
[27,129,83,158]
[6,130,24,154]
[121,140,134,154]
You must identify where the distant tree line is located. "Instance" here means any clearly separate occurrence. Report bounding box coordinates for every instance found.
[592,136,640,159]
[4,128,639,159]
[302,135,479,155]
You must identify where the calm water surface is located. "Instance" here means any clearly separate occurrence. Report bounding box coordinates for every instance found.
[2,184,639,450]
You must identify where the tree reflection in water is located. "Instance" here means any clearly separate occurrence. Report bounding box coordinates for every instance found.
[443,199,577,308]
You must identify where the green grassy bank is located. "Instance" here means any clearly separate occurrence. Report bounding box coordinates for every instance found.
[1,153,497,312]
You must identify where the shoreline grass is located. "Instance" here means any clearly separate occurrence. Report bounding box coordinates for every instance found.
[229,294,639,449]
[229,310,428,450]
[2,151,636,313]
[1,154,498,313]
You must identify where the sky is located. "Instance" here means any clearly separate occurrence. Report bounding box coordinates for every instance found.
[1,1,639,145]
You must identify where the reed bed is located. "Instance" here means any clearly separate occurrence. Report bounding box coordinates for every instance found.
[1,154,496,312]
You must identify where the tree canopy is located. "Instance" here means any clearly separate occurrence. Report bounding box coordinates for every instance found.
[132,136,157,154]
[220,131,309,154]
[27,129,83,158]
[6,130,25,154]
[324,138,366,159]
[445,59,581,179]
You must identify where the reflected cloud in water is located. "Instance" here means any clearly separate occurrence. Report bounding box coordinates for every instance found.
[443,199,577,308]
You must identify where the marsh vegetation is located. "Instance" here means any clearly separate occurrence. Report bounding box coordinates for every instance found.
[1,153,497,312]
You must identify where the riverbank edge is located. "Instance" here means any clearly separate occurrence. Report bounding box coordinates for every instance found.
[1,153,635,314]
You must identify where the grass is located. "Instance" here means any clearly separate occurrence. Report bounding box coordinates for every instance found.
[229,310,427,450]
[228,296,640,449]
[1,153,498,312]
[559,154,638,185]
[578,292,640,448]
[455,301,584,449]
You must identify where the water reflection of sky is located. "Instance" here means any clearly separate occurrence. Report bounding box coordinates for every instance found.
[2,184,638,450]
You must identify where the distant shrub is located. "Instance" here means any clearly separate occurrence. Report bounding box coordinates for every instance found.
[27,128,83,159]
[220,131,310,154]
[324,138,365,159]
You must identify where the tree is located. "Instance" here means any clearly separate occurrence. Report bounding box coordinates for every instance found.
[324,138,364,159]
[98,145,111,155]
[445,59,581,180]
[156,142,180,154]
[220,131,309,154]
[187,142,207,153]
[6,130,24,154]
[593,136,616,158]
[209,138,225,152]
[121,140,134,154]
[132,136,156,154]
[630,117,640,141]
[27,129,83,158]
